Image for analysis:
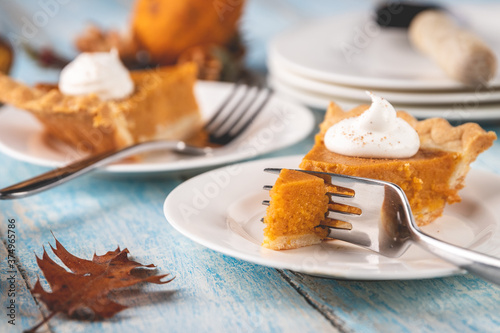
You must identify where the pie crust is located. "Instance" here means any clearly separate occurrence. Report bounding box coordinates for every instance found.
[0,63,201,154]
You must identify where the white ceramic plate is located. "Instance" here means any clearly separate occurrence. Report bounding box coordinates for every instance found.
[270,77,500,122]
[269,58,500,105]
[0,81,314,173]
[268,5,500,90]
[164,155,500,280]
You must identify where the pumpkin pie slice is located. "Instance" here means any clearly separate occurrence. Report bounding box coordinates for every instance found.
[0,62,201,154]
[263,168,356,250]
[263,169,330,250]
[301,102,496,226]
[263,102,496,250]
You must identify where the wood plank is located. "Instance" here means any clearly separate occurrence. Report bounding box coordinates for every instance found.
[2,1,500,331]
[277,146,500,333]
[282,265,500,333]
[0,235,45,333]
[0,156,339,333]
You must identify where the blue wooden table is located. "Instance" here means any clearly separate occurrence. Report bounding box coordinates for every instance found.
[1,1,500,332]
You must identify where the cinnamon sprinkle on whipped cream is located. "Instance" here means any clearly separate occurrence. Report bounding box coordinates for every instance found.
[59,49,134,101]
[324,92,420,158]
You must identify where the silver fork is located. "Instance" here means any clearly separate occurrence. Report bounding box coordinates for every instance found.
[264,168,500,285]
[0,83,272,200]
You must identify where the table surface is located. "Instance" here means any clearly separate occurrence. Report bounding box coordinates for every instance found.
[1,1,500,333]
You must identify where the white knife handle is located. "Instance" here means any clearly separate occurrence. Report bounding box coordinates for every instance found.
[409,10,497,86]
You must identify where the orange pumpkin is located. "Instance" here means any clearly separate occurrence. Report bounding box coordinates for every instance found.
[132,0,245,65]
[0,36,13,74]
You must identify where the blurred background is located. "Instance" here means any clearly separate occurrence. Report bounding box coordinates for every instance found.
[1,0,496,84]
[2,0,500,123]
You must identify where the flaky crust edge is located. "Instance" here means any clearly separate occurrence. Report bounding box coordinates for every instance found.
[321,101,497,192]
[321,102,496,162]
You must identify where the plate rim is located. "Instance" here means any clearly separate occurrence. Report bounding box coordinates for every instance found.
[268,58,500,105]
[269,77,500,122]
[164,154,500,280]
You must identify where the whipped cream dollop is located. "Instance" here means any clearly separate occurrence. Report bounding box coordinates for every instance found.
[59,49,134,101]
[324,92,420,158]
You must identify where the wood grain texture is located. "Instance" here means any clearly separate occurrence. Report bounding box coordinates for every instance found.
[2,1,500,332]
[0,156,335,333]
[2,114,500,333]
[281,270,500,333]
[0,239,44,333]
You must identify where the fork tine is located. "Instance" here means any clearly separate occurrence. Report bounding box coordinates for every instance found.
[292,169,367,189]
[204,81,245,130]
[221,87,273,139]
[207,84,256,134]
[322,227,373,247]
[292,169,389,207]
[327,210,363,221]
[264,168,282,175]
[328,193,363,207]
[265,169,362,206]
[203,80,273,145]
[209,86,272,145]
[322,219,352,230]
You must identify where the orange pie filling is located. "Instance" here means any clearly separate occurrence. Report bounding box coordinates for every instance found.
[301,145,461,225]
[263,169,329,250]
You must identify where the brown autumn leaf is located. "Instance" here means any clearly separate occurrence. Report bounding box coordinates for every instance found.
[27,235,173,333]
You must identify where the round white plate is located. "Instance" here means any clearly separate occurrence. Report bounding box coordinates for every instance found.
[164,155,500,280]
[270,77,500,122]
[269,58,500,105]
[0,81,314,173]
[269,5,500,90]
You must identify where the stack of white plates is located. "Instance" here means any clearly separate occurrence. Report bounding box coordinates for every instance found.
[267,4,500,121]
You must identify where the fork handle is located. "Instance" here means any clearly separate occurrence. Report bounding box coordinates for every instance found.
[412,230,500,285]
[0,140,207,200]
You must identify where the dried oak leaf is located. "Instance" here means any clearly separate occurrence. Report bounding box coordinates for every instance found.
[28,236,173,332]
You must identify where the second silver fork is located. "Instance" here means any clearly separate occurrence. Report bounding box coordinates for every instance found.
[0,83,272,200]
